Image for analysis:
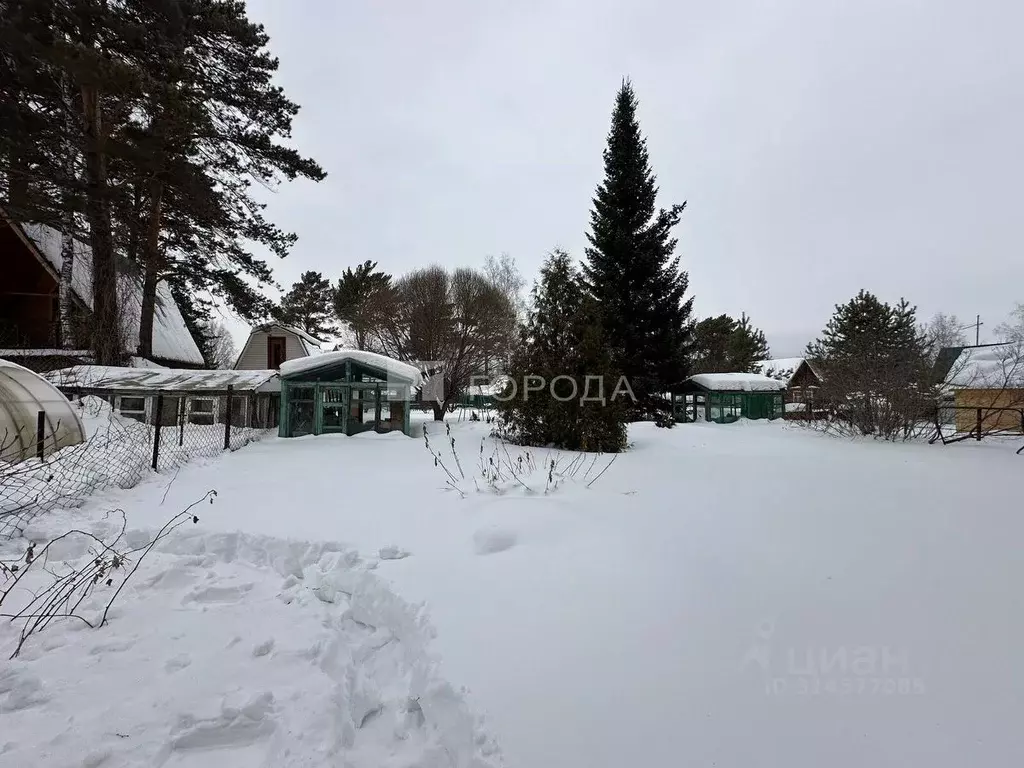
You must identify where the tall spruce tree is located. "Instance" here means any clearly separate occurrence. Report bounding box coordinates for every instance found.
[497,250,627,452]
[582,80,693,414]
[275,271,337,338]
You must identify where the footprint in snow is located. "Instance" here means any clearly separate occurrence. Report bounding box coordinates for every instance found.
[472,527,517,555]
[378,545,411,561]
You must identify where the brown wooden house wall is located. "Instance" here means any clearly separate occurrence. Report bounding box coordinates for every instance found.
[954,389,1024,433]
[0,221,59,347]
[785,363,823,403]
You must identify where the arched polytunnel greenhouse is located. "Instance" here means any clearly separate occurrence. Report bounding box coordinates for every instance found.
[0,358,85,464]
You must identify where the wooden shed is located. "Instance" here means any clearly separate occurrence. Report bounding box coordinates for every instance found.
[944,343,1024,434]
[673,373,786,424]
[278,350,422,438]
[45,365,282,429]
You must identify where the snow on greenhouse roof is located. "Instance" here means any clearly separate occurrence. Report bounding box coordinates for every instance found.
[18,221,203,366]
[45,365,280,393]
[279,349,423,385]
[686,373,787,392]
[753,358,806,384]
[1,357,86,463]
[945,343,1024,390]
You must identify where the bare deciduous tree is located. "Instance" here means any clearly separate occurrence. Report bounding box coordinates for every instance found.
[482,253,525,373]
[995,303,1024,343]
[375,265,516,420]
[924,312,968,359]
[203,321,237,369]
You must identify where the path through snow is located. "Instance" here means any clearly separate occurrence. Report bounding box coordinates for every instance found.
[0,521,501,767]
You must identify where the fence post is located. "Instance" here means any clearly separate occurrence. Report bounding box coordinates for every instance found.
[178,396,185,446]
[152,393,164,470]
[224,384,233,450]
[976,407,983,441]
[36,410,45,460]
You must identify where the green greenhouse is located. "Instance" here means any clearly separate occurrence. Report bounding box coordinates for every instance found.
[673,373,786,424]
[277,351,422,438]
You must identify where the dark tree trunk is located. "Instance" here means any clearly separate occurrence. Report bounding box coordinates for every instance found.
[138,179,164,359]
[81,83,121,366]
[58,77,78,349]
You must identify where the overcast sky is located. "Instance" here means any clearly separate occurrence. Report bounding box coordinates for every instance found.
[240,0,1024,356]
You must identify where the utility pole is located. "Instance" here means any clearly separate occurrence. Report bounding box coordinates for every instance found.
[955,316,984,346]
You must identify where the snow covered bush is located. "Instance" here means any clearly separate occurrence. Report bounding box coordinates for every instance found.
[424,421,617,497]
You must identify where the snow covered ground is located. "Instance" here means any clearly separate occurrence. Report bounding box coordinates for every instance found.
[2,418,1022,767]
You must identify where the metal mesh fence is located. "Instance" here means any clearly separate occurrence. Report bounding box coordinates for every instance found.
[0,390,276,539]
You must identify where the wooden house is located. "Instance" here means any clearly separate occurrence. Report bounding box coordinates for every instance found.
[0,210,203,371]
[753,358,822,403]
[943,343,1024,434]
[233,323,324,370]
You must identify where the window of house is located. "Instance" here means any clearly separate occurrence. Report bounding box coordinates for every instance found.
[267,336,287,369]
[188,397,216,425]
[118,396,147,423]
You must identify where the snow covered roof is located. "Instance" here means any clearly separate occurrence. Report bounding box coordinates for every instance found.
[1,357,86,463]
[253,323,324,356]
[945,343,1024,390]
[45,365,280,393]
[16,221,204,366]
[0,348,93,359]
[685,373,788,392]
[279,349,423,385]
[753,358,806,385]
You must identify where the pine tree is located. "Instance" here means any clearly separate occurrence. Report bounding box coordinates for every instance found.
[807,290,931,438]
[691,312,771,373]
[582,80,693,414]
[1,0,325,363]
[276,271,337,338]
[497,251,627,452]
[1,0,141,363]
[334,260,394,350]
[121,0,325,356]
[727,313,771,372]
[692,315,737,373]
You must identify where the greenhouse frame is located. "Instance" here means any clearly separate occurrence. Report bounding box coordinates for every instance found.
[673,373,787,424]
[278,351,422,438]
[0,357,85,463]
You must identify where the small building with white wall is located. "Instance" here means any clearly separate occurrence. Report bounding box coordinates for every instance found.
[233,323,324,370]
